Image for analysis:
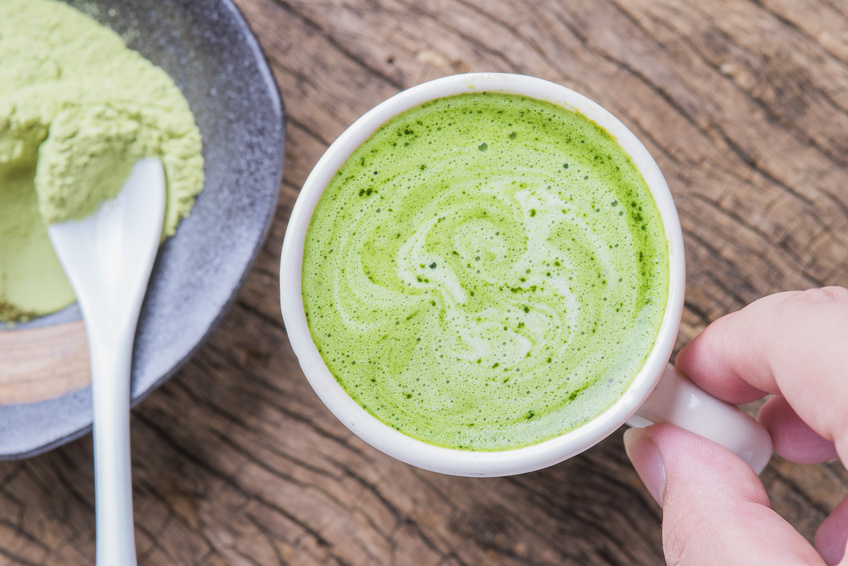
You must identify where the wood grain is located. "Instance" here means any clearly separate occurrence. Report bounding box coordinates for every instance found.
[1,0,847,564]
[0,321,89,405]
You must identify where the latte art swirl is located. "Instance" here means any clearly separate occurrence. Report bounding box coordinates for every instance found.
[303,93,669,450]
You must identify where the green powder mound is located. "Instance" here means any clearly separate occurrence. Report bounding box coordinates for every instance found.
[302,92,669,451]
[0,0,204,321]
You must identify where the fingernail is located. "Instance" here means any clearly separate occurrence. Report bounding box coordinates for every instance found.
[623,427,666,506]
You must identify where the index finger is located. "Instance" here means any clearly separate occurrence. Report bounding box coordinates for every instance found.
[675,286,848,460]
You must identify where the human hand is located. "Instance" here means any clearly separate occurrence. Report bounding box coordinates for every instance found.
[624,287,848,566]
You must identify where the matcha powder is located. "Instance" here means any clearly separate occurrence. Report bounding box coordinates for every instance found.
[0,0,204,321]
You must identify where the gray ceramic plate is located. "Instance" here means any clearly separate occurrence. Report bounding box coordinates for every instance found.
[0,0,284,459]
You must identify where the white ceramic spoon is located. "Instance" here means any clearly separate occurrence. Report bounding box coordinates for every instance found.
[48,157,165,566]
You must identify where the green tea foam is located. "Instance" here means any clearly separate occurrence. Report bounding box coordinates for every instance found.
[302,92,669,451]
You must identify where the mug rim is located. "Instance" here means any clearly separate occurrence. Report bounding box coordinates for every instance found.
[280,72,685,477]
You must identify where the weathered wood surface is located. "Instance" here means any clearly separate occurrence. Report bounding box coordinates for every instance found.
[2,0,848,564]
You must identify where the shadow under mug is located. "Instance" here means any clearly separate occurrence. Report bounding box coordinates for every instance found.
[280,72,773,477]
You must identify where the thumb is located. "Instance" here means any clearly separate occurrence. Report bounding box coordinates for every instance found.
[624,424,829,566]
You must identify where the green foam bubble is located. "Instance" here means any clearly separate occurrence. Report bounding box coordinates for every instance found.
[303,92,669,451]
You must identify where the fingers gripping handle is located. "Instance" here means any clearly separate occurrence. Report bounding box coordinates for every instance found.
[628,364,774,474]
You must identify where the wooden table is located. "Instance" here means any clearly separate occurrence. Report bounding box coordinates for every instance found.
[3,0,848,563]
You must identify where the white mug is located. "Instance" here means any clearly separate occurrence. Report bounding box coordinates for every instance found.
[280,73,772,477]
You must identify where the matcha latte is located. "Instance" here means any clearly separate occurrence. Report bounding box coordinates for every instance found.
[302,92,669,451]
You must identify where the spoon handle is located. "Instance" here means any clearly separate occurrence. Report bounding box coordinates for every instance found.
[47,158,164,566]
[89,326,137,566]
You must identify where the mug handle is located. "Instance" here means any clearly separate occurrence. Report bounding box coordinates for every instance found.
[626,363,773,474]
